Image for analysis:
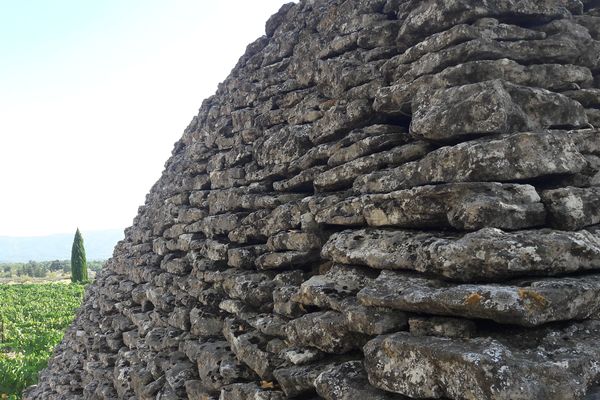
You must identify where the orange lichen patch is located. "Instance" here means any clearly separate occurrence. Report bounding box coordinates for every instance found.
[464,292,484,306]
[383,346,395,358]
[260,380,276,389]
[518,288,548,308]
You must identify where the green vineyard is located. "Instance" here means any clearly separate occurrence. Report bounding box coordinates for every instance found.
[0,284,85,398]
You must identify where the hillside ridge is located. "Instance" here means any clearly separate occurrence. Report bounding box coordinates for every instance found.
[0,229,124,262]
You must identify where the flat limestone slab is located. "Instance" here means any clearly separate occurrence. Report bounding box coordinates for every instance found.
[315,361,407,400]
[314,182,545,230]
[358,270,600,326]
[314,142,431,191]
[364,320,600,400]
[322,227,600,281]
[399,36,599,83]
[542,186,600,230]
[354,131,587,193]
[293,264,376,311]
[399,0,573,40]
[374,60,593,116]
[362,182,545,230]
[410,80,587,141]
[397,19,546,65]
[285,311,368,354]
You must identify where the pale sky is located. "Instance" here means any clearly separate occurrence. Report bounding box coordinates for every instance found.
[0,0,291,236]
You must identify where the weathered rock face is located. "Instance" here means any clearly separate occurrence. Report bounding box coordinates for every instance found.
[24,0,600,399]
[364,321,600,400]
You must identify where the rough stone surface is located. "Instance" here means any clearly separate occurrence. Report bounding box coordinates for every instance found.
[293,264,377,311]
[411,80,587,141]
[358,270,600,326]
[354,131,587,193]
[315,361,405,400]
[409,316,476,339]
[359,182,545,230]
[24,0,600,399]
[322,227,600,281]
[542,186,600,230]
[284,311,368,354]
[364,321,600,400]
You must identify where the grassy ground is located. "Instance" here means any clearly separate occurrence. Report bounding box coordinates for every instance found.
[0,283,85,398]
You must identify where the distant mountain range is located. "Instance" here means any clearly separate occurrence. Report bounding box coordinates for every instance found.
[0,229,125,262]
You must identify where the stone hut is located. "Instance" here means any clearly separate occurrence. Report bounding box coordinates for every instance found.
[25,0,600,399]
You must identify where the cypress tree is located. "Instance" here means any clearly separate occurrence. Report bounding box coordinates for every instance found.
[71,228,88,283]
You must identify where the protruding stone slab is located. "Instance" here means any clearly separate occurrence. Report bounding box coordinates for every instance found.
[227,245,267,269]
[280,347,323,366]
[587,109,600,128]
[541,186,600,230]
[401,37,599,83]
[315,361,406,400]
[207,187,303,215]
[254,125,312,167]
[266,231,322,252]
[322,228,600,281]
[563,88,600,108]
[292,264,376,311]
[571,128,600,155]
[328,131,409,167]
[343,301,408,336]
[375,60,594,116]
[397,19,546,65]
[181,340,254,391]
[285,311,368,354]
[273,286,304,318]
[255,250,320,270]
[358,271,600,326]
[189,309,223,337]
[200,213,247,238]
[316,182,545,230]
[409,316,476,339]
[313,195,367,226]
[273,165,328,192]
[274,362,334,398]
[354,131,587,193]
[220,383,285,400]
[411,80,587,141]
[363,182,544,230]
[315,142,432,191]
[222,271,276,308]
[223,319,283,380]
[399,0,572,40]
[364,320,600,400]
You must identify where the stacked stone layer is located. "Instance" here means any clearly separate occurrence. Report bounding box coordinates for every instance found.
[25,0,600,399]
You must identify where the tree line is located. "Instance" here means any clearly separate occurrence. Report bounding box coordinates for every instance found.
[0,260,104,279]
[0,228,99,281]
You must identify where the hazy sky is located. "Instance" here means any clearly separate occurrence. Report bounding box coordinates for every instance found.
[0,0,290,236]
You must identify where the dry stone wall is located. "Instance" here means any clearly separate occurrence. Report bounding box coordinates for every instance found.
[25,0,600,399]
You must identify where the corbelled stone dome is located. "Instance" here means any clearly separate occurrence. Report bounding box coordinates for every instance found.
[25,0,600,399]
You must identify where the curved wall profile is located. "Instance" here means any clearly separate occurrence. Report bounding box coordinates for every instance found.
[26,0,600,399]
